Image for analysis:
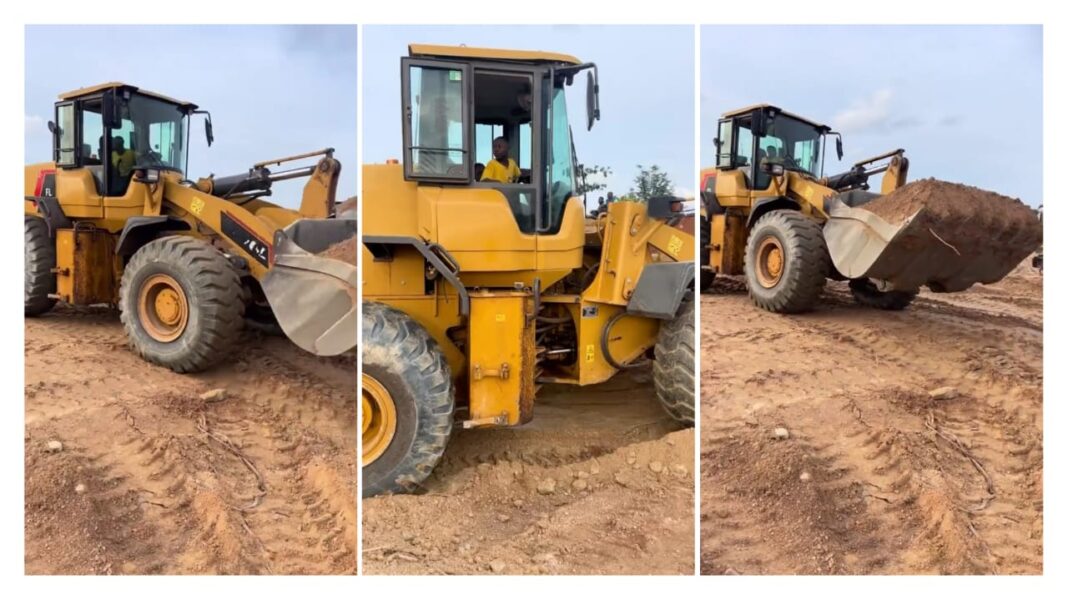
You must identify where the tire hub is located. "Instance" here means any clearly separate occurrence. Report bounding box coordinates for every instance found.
[138,274,189,342]
[362,373,397,467]
[755,236,785,288]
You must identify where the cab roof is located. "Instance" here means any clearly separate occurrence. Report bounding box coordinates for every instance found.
[58,82,198,111]
[408,44,582,65]
[721,103,830,132]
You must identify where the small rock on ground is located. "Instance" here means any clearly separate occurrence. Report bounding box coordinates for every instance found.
[928,386,959,400]
[199,388,227,402]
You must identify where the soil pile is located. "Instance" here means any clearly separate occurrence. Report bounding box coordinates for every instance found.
[319,237,358,265]
[336,197,357,218]
[864,178,1042,253]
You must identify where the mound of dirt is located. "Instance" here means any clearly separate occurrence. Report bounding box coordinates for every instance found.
[336,196,357,216]
[864,178,1042,252]
[319,237,357,265]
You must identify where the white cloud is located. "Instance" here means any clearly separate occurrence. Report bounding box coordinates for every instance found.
[25,114,47,137]
[833,89,895,133]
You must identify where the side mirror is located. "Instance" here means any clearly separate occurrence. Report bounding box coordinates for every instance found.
[47,121,57,135]
[585,70,600,131]
[836,136,844,161]
[101,91,122,129]
[205,117,214,147]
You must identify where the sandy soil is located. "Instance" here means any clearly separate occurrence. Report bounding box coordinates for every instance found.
[700,261,1043,575]
[24,305,356,575]
[363,369,695,575]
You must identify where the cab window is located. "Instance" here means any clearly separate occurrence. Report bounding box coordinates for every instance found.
[405,63,467,179]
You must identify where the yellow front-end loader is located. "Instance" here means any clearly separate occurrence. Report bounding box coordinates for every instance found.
[362,45,695,496]
[24,83,356,372]
[699,104,1041,312]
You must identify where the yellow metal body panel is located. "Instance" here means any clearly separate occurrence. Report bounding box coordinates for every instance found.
[467,292,535,427]
[409,44,581,65]
[55,229,118,305]
[362,163,585,289]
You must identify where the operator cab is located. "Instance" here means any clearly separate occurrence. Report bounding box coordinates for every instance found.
[48,82,209,197]
[714,104,839,191]
[400,44,600,234]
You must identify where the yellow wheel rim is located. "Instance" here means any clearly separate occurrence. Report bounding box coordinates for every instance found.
[362,373,397,466]
[137,274,189,342]
[755,236,785,288]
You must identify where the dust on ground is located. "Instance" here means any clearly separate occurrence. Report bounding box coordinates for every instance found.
[362,369,695,575]
[24,305,357,575]
[700,260,1042,574]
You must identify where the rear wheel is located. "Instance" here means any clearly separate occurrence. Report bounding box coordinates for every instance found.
[119,236,244,373]
[362,301,454,497]
[849,278,916,311]
[653,296,695,425]
[25,216,56,316]
[744,210,828,313]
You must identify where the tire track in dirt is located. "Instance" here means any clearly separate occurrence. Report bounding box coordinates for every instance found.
[24,306,356,575]
[700,263,1042,575]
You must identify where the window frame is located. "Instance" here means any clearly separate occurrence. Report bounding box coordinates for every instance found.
[401,57,473,183]
[53,101,78,168]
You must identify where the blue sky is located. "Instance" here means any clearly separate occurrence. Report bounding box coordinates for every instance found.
[25,25,357,207]
[701,25,1042,206]
[363,25,696,198]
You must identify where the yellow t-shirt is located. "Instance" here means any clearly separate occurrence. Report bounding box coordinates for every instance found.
[481,158,521,183]
[112,149,137,177]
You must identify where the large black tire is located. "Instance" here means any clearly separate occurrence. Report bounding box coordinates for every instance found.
[362,301,454,497]
[849,278,916,311]
[25,216,57,316]
[653,296,695,425]
[744,210,828,313]
[119,236,244,373]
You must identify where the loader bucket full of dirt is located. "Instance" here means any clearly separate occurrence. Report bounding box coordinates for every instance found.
[262,218,357,356]
[823,179,1042,293]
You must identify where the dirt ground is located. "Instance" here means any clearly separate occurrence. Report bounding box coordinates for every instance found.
[24,305,357,575]
[700,261,1043,575]
[362,370,695,575]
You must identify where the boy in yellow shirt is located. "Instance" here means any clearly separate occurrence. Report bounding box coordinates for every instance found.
[480,136,521,183]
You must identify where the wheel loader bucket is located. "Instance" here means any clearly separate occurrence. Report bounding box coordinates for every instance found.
[262,218,357,355]
[823,196,1040,293]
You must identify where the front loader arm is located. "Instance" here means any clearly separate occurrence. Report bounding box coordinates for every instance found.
[162,180,278,279]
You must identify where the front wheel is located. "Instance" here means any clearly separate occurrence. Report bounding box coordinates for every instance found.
[119,236,244,373]
[744,210,828,313]
[362,302,454,497]
[653,296,695,425]
[849,278,916,311]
